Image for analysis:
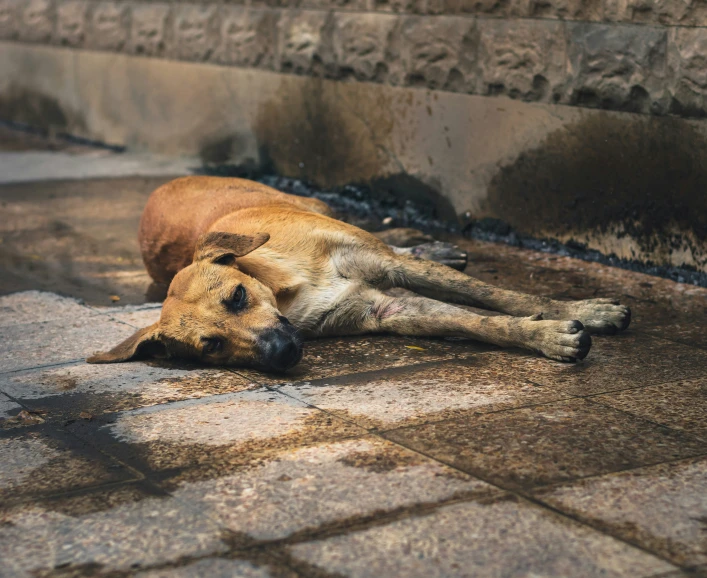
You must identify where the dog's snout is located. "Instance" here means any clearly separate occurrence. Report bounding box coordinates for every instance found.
[258,327,302,371]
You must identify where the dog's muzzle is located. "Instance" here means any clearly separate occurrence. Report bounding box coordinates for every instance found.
[256,317,303,372]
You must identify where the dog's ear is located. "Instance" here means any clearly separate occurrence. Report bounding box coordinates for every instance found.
[194,232,270,265]
[87,322,166,364]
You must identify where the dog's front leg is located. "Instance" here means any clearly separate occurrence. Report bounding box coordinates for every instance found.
[326,292,592,362]
[388,255,631,335]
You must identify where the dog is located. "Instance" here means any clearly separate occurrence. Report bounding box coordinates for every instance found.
[88,176,630,370]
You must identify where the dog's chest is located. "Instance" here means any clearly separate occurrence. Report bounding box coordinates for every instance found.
[279,275,358,332]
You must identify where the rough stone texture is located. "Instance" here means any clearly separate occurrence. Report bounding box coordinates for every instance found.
[477,19,567,102]
[605,0,707,26]
[0,0,21,41]
[567,23,668,114]
[128,3,173,57]
[535,457,707,566]
[85,1,130,51]
[277,10,333,75]
[171,3,220,62]
[215,6,279,69]
[392,16,477,91]
[667,27,707,118]
[290,497,675,577]
[333,12,397,82]
[18,0,55,44]
[526,0,603,19]
[54,0,88,47]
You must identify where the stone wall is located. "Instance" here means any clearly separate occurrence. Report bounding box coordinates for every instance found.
[1,0,707,117]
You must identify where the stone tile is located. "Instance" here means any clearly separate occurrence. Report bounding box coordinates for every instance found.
[107,390,317,447]
[332,13,397,83]
[0,361,253,420]
[566,23,668,114]
[215,6,279,69]
[535,457,707,566]
[70,389,366,482]
[0,290,94,327]
[86,0,130,51]
[171,4,221,62]
[236,334,484,386]
[477,19,567,102]
[55,0,90,48]
[94,303,163,329]
[290,495,675,577]
[0,487,226,576]
[489,333,707,397]
[137,558,289,578]
[128,3,173,58]
[391,16,477,91]
[173,437,495,541]
[591,378,707,440]
[0,427,136,505]
[18,0,54,44]
[384,398,706,489]
[279,357,569,430]
[0,316,138,374]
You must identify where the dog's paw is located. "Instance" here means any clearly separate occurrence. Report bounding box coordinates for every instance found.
[410,241,468,271]
[560,298,631,335]
[527,318,592,362]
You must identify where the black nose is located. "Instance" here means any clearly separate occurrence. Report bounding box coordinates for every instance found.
[257,327,303,372]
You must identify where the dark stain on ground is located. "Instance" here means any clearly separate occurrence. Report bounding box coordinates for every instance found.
[487,113,707,256]
[337,447,424,473]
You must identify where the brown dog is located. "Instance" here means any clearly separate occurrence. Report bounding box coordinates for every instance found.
[88,176,630,370]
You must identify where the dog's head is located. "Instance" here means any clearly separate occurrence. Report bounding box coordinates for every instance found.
[88,232,303,371]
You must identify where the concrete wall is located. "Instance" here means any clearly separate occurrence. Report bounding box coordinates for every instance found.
[1,0,706,273]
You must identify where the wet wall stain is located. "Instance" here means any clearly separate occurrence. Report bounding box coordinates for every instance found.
[487,113,707,257]
[253,77,394,189]
[0,86,85,134]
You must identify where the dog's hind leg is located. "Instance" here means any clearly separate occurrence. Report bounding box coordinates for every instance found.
[318,290,591,362]
[386,255,631,335]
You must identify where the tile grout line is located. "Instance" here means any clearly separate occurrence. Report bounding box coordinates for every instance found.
[583,396,707,444]
[372,431,691,572]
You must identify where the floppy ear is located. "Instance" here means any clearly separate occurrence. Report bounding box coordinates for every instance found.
[194,232,270,265]
[87,322,166,364]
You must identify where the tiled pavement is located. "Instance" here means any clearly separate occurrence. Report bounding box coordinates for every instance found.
[1,241,707,577]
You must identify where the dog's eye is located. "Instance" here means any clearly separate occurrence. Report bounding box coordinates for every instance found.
[226,285,247,311]
[201,337,223,355]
